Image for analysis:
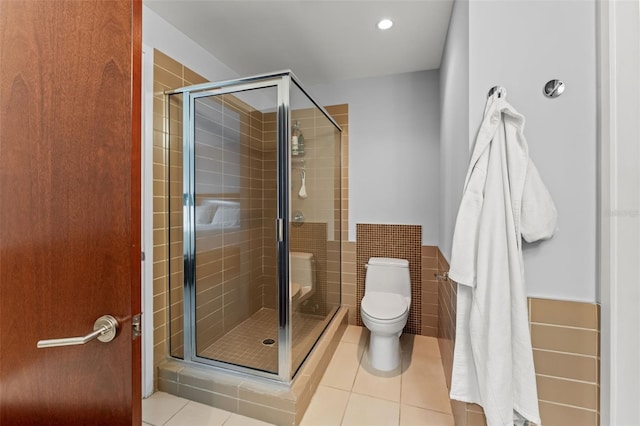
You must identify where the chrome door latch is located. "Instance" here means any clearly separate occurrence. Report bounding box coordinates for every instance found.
[132,313,142,339]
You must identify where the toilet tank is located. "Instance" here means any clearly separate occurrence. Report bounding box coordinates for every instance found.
[365,257,411,299]
[291,252,315,290]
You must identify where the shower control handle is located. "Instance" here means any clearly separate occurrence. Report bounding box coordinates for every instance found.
[292,210,305,226]
[37,315,119,348]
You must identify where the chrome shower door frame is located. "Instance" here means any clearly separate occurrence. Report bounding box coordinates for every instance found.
[180,75,292,382]
[170,70,342,383]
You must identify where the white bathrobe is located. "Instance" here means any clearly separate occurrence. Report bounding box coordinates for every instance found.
[448,90,557,426]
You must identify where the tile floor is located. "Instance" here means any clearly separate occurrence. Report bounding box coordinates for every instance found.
[199,308,327,374]
[143,325,454,426]
[301,326,454,426]
[142,392,272,426]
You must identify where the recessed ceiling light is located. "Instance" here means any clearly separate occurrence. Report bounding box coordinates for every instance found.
[377,19,393,30]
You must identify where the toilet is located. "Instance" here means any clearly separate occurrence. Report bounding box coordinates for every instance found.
[361,257,411,371]
[290,252,315,305]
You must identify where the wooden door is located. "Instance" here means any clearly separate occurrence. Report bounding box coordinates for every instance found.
[0,0,142,424]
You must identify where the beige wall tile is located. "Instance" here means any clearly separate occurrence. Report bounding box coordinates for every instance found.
[238,386,295,413]
[342,241,356,253]
[342,250,356,264]
[533,349,597,383]
[238,400,295,426]
[422,256,438,270]
[154,65,182,89]
[451,399,468,426]
[154,49,183,76]
[539,401,598,426]
[177,384,239,414]
[531,298,599,330]
[423,303,438,316]
[536,375,598,410]
[421,326,438,337]
[325,104,348,116]
[531,324,598,356]
[422,314,439,328]
[422,245,438,258]
[466,410,487,426]
[466,404,483,413]
[183,67,207,85]
[156,378,180,397]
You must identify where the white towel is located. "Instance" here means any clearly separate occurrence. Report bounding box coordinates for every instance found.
[448,90,557,426]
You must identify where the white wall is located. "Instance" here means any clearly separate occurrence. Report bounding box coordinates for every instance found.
[439,0,469,261]
[143,5,238,83]
[469,0,597,302]
[440,0,597,302]
[309,71,441,245]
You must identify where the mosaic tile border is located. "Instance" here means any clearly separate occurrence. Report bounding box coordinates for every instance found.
[355,224,422,335]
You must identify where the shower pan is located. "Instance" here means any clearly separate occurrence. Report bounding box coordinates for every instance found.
[165,71,342,382]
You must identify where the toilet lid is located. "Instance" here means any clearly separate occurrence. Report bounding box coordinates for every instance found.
[361,292,408,320]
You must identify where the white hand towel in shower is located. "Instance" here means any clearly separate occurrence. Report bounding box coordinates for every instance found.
[448,89,557,426]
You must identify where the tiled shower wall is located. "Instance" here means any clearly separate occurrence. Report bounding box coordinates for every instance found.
[262,105,345,313]
[154,50,273,372]
[152,49,351,388]
[326,105,350,320]
[153,50,208,375]
[437,249,601,426]
[191,94,271,355]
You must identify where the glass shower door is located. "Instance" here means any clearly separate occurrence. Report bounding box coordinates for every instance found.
[288,81,342,376]
[167,71,342,382]
[187,84,281,374]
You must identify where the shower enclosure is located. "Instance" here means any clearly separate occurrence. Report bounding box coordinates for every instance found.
[165,71,342,382]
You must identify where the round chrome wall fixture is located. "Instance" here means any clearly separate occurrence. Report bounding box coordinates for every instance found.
[292,210,305,226]
[543,80,565,98]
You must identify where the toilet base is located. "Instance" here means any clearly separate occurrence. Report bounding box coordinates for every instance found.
[368,332,401,372]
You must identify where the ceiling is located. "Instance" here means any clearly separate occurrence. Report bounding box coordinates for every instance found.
[144,0,454,86]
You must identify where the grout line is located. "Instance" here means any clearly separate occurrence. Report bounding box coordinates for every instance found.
[530,321,599,332]
[401,400,454,416]
[533,348,598,359]
[160,399,191,426]
[536,373,597,386]
[220,411,235,425]
[538,399,598,413]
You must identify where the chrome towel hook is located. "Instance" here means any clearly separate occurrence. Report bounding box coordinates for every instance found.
[488,86,506,99]
[543,79,565,98]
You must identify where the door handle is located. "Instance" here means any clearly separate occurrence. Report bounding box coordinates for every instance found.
[37,315,119,348]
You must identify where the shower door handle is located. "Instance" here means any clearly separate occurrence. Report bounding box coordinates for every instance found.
[276,218,284,242]
[37,315,119,348]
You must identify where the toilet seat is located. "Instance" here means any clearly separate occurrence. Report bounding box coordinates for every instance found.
[361,292,408,320]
